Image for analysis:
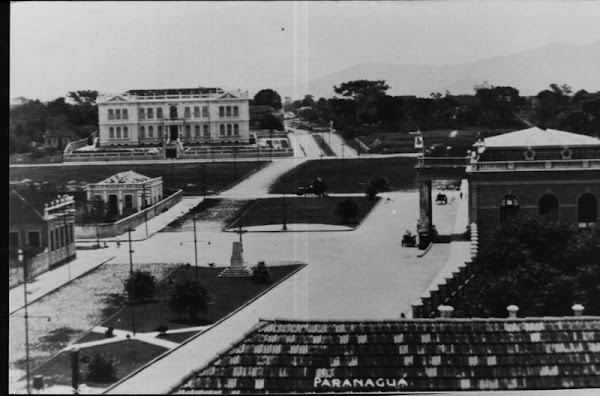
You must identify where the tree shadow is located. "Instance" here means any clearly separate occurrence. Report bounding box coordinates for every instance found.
[169,317,213,326]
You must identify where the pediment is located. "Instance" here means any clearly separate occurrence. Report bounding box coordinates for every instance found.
[106,95,129,102]
[218,93,239,99]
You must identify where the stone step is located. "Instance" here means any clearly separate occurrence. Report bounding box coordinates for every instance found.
[218,267,253,277]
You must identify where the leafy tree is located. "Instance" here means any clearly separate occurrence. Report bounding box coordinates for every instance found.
[252,261,272,284]
[68,90,98,105]
[168,279,214,320]
[365,184,378,200]
[368,175,391,192]
[252,89,283,110]
[260,113,284,131]
[86,352,117,383]
[455,216,600,318]
[124,270,156,302]
[301,94,315,108]
[334,80,389,103]
[336,199,359,224]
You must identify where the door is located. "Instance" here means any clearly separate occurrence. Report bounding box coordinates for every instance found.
[170,125,179,141]
[108,194,118,214]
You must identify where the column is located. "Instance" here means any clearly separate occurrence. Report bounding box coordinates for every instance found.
[417,179,432,248]
[118,190,123,215]
[469,183,478,225]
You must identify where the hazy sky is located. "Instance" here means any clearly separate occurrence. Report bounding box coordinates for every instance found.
[10,1,600,101]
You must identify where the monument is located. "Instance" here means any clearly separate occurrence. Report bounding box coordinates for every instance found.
[218,241,252,277]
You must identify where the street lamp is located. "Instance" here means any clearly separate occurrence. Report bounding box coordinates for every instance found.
[281,192,288,231]
[18,249,31,394]
[142,184,148,237]
[124,228,136,335]
[269,129,274,160]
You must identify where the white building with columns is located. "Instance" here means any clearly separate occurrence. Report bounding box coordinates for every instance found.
[96,87,251,147]
[86,171,163,216]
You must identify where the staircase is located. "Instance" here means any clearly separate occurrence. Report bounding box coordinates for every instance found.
[218,266,252,277]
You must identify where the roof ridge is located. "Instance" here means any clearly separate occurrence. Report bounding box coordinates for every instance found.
[265,317,600,324]
[11,190,46,221]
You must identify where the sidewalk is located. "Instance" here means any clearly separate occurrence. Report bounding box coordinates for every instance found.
[9,250,115,314]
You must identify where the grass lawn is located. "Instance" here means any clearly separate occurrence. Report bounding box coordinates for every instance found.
[75,332,113,344]
[29,339,167,388]
[156,331,201,344]
[164,198,253,231]
[228,197,380,228]
[102,264,303,332]
[269,157,418,194]
[9,161,268,196]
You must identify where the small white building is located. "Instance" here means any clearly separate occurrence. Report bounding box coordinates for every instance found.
[86,171,163,216]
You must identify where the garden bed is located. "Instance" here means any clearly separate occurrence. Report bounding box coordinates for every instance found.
[269,157,418,194]
[156,330,202,344]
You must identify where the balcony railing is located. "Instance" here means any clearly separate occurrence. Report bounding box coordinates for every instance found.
[416,157,471,168]
[471,159,600,171]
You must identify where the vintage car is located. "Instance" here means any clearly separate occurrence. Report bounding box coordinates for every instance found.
[401,230,417,247]
[436,193,448,205]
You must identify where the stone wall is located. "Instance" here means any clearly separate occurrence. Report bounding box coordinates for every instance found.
[75,189,183,239]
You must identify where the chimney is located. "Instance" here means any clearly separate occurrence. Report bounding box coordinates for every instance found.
[438,305,454,318]
[572,304,584,317]
[507,305,519,318]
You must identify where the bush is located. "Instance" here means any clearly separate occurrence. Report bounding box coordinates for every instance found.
[168,279,214,320]
[365,185,378,200]
[336,199,359,224]
[86,352,117,383]
[368,175,391,192]
[252,261,272,284]
[124,270,156,302]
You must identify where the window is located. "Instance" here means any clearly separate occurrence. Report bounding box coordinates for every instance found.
[9,232,19,247]
[124,195,133,209]
[226,106,232,117]
[123,109,128,119]
[203,124,210,137]
[185,107,191,118]
[234,124,239,135]
[219,107,225,117]
[578,193,598,228]
[220,124,225,136]
[147,108,154,119]
[194,107,200,117]
[115,109,121,120]
[123,126,129,139]
[157,108,163,119]
[109,127,115,139]
[227,124,232,136]
[50,229,55,251]
[195,125,200,136]
[140,126,145,139]
[499,195,520,223]
[185,125,191,137]
[148,126,154,138]
[158,125,163,138]
[116,127,121,139]
[233,106,239,117]
[28,231,40,248]
[539,194,559,219]
[108,109,114,120]
[170,105,178,118]
[202,106,209,117]
[139,108,145,120]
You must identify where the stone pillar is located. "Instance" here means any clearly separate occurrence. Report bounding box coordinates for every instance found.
[417,179,432,248]
[468,183,478,225]
[230,241,244,268]
[118,190,123,215]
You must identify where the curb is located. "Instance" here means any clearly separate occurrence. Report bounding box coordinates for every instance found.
[417,242,434,258]
[9,256,115,315]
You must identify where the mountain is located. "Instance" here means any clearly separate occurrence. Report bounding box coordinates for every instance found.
[276,41,600,99]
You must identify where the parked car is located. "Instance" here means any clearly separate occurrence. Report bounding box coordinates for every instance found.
[401,230,417,247]
[436,193,448,205]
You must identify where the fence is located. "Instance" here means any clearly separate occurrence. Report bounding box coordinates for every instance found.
[411,223,479,318]
[75,189,183,239]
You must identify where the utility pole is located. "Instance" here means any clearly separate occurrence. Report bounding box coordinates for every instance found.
[193,212,199,283]
[171,158,175,189]
[233,148,238,181]
[125,228,136,335]
[201,162,206,199]
[235,217,247,252]
[63,214,71,281]
[281,193,288,231]
[142,184,148,237]
[18,249,31,394]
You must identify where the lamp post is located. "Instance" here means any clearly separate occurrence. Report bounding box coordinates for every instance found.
[233,148,238,181]
[269,129,273,160]
[171,158,175,189]
[125,227,136,335]
[201,162,206,199]
[341,142,345,185]
[142,184,148,237]
[193,212,198,283]
[62,209,75,281]
[18,249,31,394]
[281,192,288,231]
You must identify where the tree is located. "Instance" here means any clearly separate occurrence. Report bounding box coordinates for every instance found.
[336,199,359,224]
[168,279,213,320]
[260,113,284,131]
[252,261,272,284]
[334,80,389,103]
[86,352,117,383]
[124,270,156,302]
[68,90,98,105]
[368,175,391,192]
[252,89,283,110]
[301,94,315,108]
[365,184,378,200]
[454,216,600,318]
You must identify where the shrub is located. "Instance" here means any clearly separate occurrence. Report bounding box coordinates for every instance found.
[124,270,156,302]
[365,185,378,199]
[168,279,214,320]
[86,352,117,383]
[252,261,272,284]
[368,175,391,192]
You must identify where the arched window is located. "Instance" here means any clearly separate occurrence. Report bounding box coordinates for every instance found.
[170,105,178,119]
[109,127,115,139]
[227,124,232,136]
[220,124,225,136]
[195,125,200,136]
[139,126,145,139]
[578,193,598,228]
[157,125,163,138]
[116,127,121,139]
[148,126,154,138]
[203,124,210,137]
[499,195,520,223]
[185,125,191,137]
[123,126,129,139]
[234,124,239,135]
[539,194,559,219]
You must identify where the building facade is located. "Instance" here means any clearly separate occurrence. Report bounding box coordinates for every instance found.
[467,127,600,237]
[96,87,251,147]
[87,171,163,216]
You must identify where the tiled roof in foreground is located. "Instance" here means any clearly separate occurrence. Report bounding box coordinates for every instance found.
[176,318,600,394]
